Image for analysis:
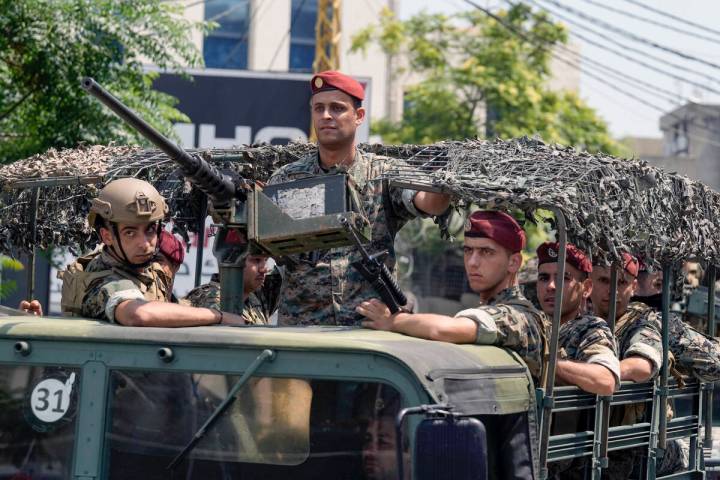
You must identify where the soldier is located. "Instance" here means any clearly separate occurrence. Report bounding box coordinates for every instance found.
[535,242,619,396]
[633,264,720,383]
[358,210,546,480]
[185,252,275,325]
[358,210,546,383]
[155,229,185,302]
[267,70,450,326]
[60,178,244,326]
[535,242,619,480]
[590,255,684,478]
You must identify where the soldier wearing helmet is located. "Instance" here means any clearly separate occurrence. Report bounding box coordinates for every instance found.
[60,178,245,327]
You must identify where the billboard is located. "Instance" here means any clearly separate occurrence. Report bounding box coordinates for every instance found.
[151,68,371,148]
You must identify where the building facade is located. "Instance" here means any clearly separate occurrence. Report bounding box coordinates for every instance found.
[181,0,401,123]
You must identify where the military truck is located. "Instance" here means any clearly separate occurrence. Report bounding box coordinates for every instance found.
[1,81,719,479]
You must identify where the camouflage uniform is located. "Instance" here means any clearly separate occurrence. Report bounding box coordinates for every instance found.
[267,150,427,326]
[74,249,172,323]
[604,302,665,480]
[615,302,664,378]
[549,314,620,480]
[558,313,621,387]
[184,275,270,325]
[454,286,548,383]
[668,312,720,382]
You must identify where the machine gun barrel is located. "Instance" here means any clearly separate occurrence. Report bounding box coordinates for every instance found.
[81,77,237,207]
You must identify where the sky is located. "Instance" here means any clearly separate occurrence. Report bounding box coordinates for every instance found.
[398,0,720,140]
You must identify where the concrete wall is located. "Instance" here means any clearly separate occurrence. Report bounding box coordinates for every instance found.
[660,104,720,191]
[247,0,291,71]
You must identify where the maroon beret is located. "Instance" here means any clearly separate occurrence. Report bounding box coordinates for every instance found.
[158,230,185,266]
[464,210,525,253]
[536,242,592,274]
[622,252,639,277]
[311,70,365,101]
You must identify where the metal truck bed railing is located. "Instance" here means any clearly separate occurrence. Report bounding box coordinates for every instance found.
[543,378,704,478]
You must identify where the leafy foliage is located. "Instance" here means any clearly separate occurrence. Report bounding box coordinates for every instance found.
[352,4,620,155]
[0,255,23,299]
[0,0,209,163]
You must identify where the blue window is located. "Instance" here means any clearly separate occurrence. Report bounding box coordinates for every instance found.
[289,0,317,72]
[204,0,250,69]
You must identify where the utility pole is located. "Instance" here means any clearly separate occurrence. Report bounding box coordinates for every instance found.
[313,0,341,73]
[310,0,341,140]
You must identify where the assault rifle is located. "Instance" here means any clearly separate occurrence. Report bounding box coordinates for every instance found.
[341,218,408,314]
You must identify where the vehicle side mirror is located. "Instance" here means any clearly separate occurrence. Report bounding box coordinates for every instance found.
[413,415,488,480]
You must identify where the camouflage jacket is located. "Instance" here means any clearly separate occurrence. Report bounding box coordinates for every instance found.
[76,248,172,323]
[267,149,425,326]
[558,313,621,389]
[455,286,548,383]
[184,278,269,325]
[668,312,720,382]
[615,302,664,378]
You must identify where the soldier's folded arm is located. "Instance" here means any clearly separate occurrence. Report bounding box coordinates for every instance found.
[357,299,479,343]
[411,190,451,216]
[555,360,617,396]
[619,323,662,383]
[358,299,515,345]
[619,356,656,383]
[113,298,245,327]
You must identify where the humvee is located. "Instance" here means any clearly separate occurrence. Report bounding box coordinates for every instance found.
[1,80,718,479]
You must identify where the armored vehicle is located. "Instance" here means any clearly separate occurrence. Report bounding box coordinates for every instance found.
[1,81,719,479]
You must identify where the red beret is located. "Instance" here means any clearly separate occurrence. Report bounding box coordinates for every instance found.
[311,70,365,101]
[158,230,185,266]
[536,242,592,274]
[622,252,639,277]
[464,211,525,253]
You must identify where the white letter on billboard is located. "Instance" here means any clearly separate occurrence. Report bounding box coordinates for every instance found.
[199,124,252,148]
[254,127,307,144]
[174,123,196,148]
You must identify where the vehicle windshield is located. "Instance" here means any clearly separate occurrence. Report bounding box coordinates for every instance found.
[106,371,405,480]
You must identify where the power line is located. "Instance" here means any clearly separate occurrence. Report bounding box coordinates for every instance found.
[526,0,720,96]
[538,0,720,72]
[506,0,712,109]
[620,0,720,39]
[529,0,718,86]
[521,0,720,127]
[577,0,720,45]
[460,0,720,149]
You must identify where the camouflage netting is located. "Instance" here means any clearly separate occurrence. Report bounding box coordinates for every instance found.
[1,138,719,265]
[377,137,720,266]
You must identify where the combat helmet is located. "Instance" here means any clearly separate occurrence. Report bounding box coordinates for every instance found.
[89,178,168,267]
[88,178,168,227]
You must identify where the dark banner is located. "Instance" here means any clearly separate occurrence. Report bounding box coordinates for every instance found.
[153,69,370,147]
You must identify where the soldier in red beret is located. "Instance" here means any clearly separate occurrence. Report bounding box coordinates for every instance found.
[590,253,666,478]
[268,70,450,326]
[535,242,618,398]
[358,210,546,382]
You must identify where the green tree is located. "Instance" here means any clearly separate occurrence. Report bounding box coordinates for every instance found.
[0,256,23,300]
[0,0,209,163]
[352,4,620,155]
